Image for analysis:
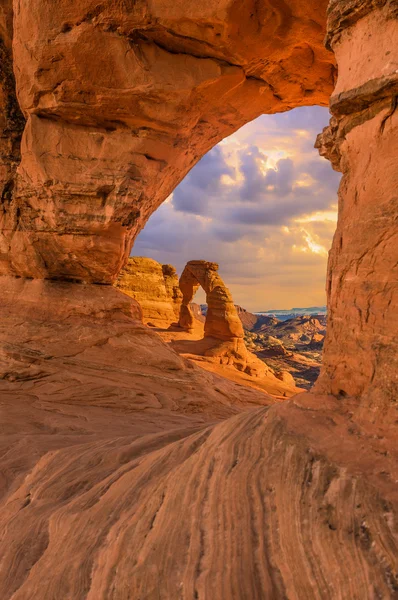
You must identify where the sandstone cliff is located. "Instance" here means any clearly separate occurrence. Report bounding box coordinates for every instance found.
[236,305,280,331]
[116,256,182,327]
[314,0,398,414]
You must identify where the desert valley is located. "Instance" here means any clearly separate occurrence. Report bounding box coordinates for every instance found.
[0,0,397,598]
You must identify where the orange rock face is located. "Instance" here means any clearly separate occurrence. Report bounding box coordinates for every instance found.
[315,0,398,419]
[179,260,244,340]
[162,263,183,320]
[0,0,24,223]
[178,260,271,378]
[115,256,182,327]
[0,0,333,282]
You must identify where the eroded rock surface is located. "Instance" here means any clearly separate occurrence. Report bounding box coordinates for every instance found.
[162,263,183,320]
[179,261,243,340]
[116,256,182,327]
[1,384,397,599]
[0,0,397,598]
[315,0,398,418]
[0,0,334,282]
[244,315,326,389]
[0,276,274,418]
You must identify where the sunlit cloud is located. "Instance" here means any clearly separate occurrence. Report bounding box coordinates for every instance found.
[294,129,311,138]
[293,173,316,188]
[295,209,338,224]
[300,229,329,257]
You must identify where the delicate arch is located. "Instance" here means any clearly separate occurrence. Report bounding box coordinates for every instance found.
[178,260,244,341]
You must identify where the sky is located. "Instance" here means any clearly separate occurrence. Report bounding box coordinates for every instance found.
[132,106,342,312]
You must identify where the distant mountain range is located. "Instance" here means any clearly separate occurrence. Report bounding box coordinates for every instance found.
[256,306,327,321]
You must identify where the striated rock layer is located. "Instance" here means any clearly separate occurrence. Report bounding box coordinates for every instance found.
[1,380,397,599]
[315,0,398,419]
[0,276,274,419]
[115,256,182,327]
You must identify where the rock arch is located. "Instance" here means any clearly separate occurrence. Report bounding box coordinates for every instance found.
[178,260,271,377]
[0,2,397,597]
[0,0,395,415]
[0,0,334,284]
[178,260,243,341]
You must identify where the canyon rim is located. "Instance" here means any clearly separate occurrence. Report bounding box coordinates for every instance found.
[0,1,397,599]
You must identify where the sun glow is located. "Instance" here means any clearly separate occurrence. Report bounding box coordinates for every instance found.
[293,173,316,189]
[301,229,329,256]
[259,149,292,172]
[295,209,338,224]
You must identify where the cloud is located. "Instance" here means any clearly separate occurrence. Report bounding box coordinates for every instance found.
[172,146,234,216]
[132,106,342,311]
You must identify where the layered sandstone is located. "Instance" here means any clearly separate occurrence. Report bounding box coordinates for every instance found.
[235,305,278,331]
[179,260,244,340]
[162,263,183,320]
[1,377,397,599]
[115,256,181,327]
[0,0,334,283]
[315,0,398,419]
[0,277,275,419]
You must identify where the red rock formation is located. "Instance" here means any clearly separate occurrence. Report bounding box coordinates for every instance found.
[0,0,24,224]
[115,256,181,327]
[235,305,259,330]
[0,384,397,599]
[189,302,206,323]
[315,0,398,419]
[0,276,273,418]
[179,260,244,340]
[178,260,272,378]
[162,263,183,320]
[0,0,333,282]
[0,1,397,598]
